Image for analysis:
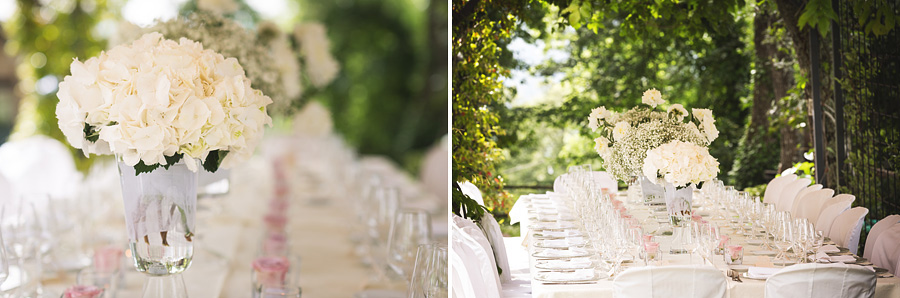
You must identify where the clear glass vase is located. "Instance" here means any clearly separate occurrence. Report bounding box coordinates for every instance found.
[117,160,197,298]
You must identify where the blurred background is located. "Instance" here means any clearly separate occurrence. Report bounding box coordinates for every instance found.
[0,0,448,175]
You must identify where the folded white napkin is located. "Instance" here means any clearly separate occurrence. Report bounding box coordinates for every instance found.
[819,245,840,253]
[541,237,586,247]
[541,269,594,281]
[810,251,857,263]
[537,247,588,258]
[747,267,781,279]
[539,230,582,238]
[543,258,593,269]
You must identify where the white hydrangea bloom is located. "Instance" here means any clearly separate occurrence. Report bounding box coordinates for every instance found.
[642,140,719,188]
[56,32,273,172]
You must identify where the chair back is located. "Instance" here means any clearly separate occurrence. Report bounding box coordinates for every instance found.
[451,216,501,298]
[613,265,726,298]
[791,184,824,215]
[480,213,511,282]
[763,174,798,205]
[458,181,485,206]
[816,195,855,234]
[869,223,900,275]
[864,215,900,260]
[776,178,811,212]
[765,263,876,298]
[796,189,835,222]
[828,207,869,254]
[591,171,619,194]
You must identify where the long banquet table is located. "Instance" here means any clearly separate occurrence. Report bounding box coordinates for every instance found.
[508,192,900,298]
[39,155,445,297]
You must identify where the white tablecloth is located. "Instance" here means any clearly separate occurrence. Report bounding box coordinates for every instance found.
[510,193,900,298]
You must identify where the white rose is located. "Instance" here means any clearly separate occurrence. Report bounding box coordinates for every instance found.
[692,108,713,122]
[594,137,610,156]
[294,23,340,88]
[642,88,665,107]
[667,104,688,122]
[701,119,719,143]
[612,121,630,141]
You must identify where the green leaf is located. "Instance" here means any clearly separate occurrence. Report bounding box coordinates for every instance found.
[202,150,229,173]
[83,123,99,142]
[161,153,184,170]
[133,160,161,175]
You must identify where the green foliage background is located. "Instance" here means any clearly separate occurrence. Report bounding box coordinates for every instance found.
[1,0,447,175]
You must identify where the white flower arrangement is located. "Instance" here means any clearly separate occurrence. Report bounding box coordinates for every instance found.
[55,32,273,174]
[587,89,719,182]
[642,140,720,188]
[294,23,340,88]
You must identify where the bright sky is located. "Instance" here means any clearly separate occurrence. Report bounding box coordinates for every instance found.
[121,0,291,27]
[504,36,570,107]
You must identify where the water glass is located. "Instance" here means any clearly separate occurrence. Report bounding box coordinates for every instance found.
[725,245,743,265]
[258,284,302,298]
[423,246,448,298]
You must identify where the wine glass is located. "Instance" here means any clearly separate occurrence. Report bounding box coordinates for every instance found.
[423,245,448,298]
[0,227,8,288]
[407,243,434,298]
[387,209,433,282]
[773,212,794,266]
[363,186,400,281]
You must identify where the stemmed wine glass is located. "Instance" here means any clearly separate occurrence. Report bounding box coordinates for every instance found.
[387,209,433,282]
[772,212,794,266]
[0,227,9,290]
[423,245,448,298]
[363,186,400,281]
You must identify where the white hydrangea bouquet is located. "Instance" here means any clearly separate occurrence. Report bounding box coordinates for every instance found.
[588,88,719,185]
[588,89,719,220]
[56,32,273,174]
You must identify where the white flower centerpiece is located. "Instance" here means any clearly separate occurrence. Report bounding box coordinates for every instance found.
[56,32,272,297]
[588,89,720,223]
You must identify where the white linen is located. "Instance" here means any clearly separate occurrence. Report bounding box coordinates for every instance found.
[820,245,841,253]
[791,184,824,215]
[764,263,876,298]
[540,269,594,281]
[811,251,858,263]
[763,174,797,205]
[816,198,853,235]
[775,178,811,212]
[613,265,726,298]
[796,189,834,223]
[501,237,532,298]
[828,207,869,254]
[870,223,900,275]
[458,181,485,206]
[482,213,512,282]
[865,215,900,260]
[452,216,502,298]
[748,266,782,279]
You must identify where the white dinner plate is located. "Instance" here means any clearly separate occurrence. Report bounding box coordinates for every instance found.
[534,270,602,283]
[729,264,751,272]
[745,239,764,245]
[751,250,777,256]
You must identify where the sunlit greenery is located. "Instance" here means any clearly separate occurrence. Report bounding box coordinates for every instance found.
[1,0,446,174]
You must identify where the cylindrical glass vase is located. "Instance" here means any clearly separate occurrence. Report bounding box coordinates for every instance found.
[117,161,197,276]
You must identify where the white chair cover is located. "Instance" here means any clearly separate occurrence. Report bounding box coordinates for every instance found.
[763,174,798,205]
[480,213,511,282]
[612,265,726,298]
[776,178,811,212]
[764,263,876,298]
[0,172,11,202]
[828,207,869,254]
[816,195,855,234]
[451,215,502,298]
[797,189,835,223]
[591,171,618,193]
[0,135,82,199]
[420,136,448,203]
[553,174,569,194]
[870,223,900,275]
[791,184,824,215]
[458,181,485,206]
[863,215,900,260]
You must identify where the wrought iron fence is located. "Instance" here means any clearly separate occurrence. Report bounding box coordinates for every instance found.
[828,0,900,255]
